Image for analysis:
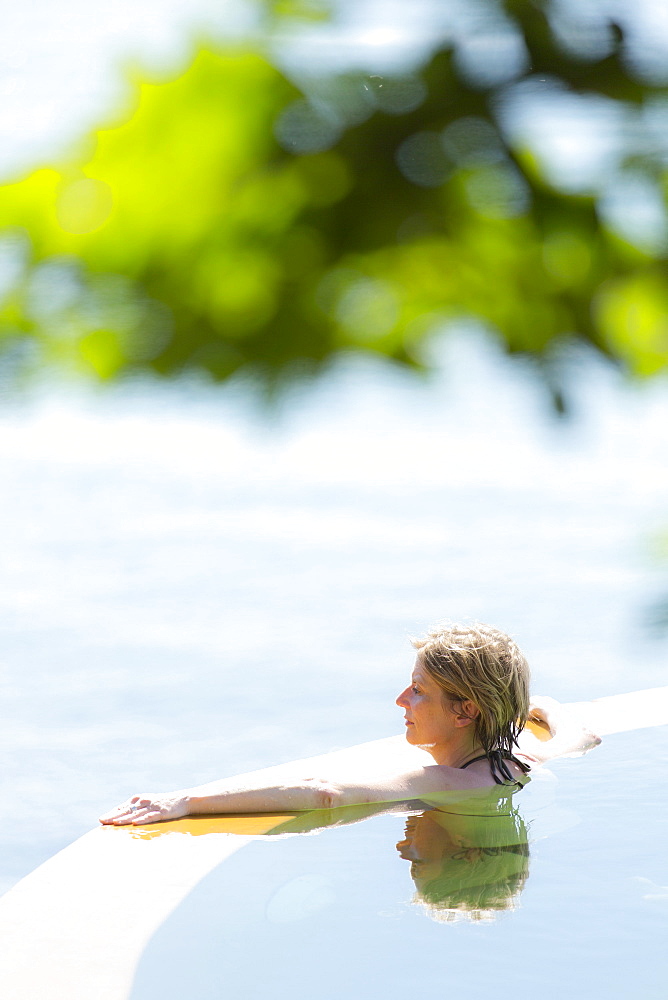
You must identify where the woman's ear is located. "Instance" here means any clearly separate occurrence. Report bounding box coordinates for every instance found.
[453,700,480,729]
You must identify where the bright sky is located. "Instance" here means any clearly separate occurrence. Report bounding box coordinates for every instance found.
[0,0,253,178]
[2,0,667,182]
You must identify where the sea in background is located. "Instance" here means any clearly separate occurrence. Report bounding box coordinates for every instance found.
[1,329,667,899]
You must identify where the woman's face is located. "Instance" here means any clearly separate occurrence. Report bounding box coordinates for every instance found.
[396,656,454,747]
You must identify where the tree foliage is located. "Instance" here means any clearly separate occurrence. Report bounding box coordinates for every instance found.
[0,0,666,398]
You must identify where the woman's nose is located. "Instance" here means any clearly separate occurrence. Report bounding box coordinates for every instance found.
[396,688,409,708]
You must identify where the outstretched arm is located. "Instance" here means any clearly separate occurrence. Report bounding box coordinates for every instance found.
[99,775,341,825]
[99,762,490,826]
[518,695,601,765]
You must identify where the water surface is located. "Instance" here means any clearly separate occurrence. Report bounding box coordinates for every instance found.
[130,728,667,999]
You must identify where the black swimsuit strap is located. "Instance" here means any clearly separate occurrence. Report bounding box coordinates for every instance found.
[460,750,531,786]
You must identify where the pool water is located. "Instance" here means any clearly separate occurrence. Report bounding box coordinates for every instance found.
[129,727,667,999]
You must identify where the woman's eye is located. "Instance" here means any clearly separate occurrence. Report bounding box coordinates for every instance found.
[412,685,420,694]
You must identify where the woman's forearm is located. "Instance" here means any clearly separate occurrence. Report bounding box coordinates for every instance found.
[99,775,339,825]
[185,775,338,815]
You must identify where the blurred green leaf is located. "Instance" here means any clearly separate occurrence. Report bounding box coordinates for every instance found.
[0,3,666,399]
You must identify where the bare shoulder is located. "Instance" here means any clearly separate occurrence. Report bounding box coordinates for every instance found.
[333,761,503,808]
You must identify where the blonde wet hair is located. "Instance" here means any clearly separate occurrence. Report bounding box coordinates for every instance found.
[412,622,530,755]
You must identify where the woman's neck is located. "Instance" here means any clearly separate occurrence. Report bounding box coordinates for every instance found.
[424,734,485,768]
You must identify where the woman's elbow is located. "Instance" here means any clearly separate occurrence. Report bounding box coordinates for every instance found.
[300,778,344,810]
[316,781,382,809]
[318,782,344,809]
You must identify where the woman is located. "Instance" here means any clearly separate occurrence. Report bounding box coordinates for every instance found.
[100,622,599,826]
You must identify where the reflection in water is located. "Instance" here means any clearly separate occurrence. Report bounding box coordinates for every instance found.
[397,803,529,923]
[125,813,299,839]
[121,786,530,926]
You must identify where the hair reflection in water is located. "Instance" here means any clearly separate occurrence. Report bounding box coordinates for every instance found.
[396,806,530,923]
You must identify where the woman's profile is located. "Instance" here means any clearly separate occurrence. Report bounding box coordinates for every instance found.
[100,622,600,826]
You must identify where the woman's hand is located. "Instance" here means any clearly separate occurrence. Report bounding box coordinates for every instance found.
[99,792,191,826]
[527,695,601,759]
[527,695,562,733]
